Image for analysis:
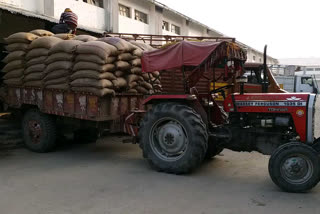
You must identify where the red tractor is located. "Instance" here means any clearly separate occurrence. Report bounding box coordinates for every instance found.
[128,41,320,193]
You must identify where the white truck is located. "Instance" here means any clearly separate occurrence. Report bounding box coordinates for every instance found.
[274,73,318,93]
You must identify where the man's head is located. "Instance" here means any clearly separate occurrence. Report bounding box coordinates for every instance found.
[64,8,72,12]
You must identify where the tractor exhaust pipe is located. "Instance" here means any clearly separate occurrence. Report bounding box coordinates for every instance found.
[262,45,268,93]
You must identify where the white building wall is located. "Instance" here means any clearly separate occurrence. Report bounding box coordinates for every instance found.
[0,0,44,14]
[188,22,204,37]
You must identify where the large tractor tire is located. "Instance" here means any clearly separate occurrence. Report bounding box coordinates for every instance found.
[268,142,320,193]
[22,109,57,153]
[139,103,208,174]
[205,137,223,159]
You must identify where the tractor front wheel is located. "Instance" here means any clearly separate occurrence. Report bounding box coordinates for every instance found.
[268,142,320,193]
[139,103,208,174]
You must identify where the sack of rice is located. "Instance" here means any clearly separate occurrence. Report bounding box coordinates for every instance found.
[2,60,25,73]
[4,78,23,86]
[98,37,136,53]
[118,53,135,61]
[2,69,24,79]
[6,43,29,52]
[2,51,26,63]
[135,85,149,94]
[44,69,69,81]
[130,41,155,51]
[29,36,62,49]
[4,32,38,44]
[74,54,116,64]
[130,67,142,74]
[70,70,116,81]
[73,62,115,72]
[76,41,118,60]
[73,35,97,42]
[45,61,73,74]
[30,29,54,37]
[114,70,124,77]
[130,58,141,67]
[24,80,43,88]
[46,84,69,90]
[71,87,115,96]
[44,77,69,86]
[26,48,49,60]
[115,61,131,71]
[112,77,127,89]
[24,64,46,75]
[26,56,47,67]
[70,78,113,89]
[45,53,74,64]
[53,34,75,40]
[49,40,83,54]
[24,72,45,82]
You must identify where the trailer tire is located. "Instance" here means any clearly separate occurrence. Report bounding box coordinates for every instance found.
[22,109,57,153]
[139,102,208,174]
[205,137,223,159]
[268,142,320,193]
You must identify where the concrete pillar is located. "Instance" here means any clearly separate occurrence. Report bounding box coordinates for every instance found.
[105,0,118,33]
[181,18,188,36]
[152,5,163,35]
[44,0,55,17]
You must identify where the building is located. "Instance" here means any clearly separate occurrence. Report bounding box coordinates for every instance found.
[0,0,278,64]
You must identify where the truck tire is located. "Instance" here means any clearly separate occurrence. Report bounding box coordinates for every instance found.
[22,109,57,153]
[205,137,223,159]
[0,118,23,149]
[139,103,208,174]
[268,142,320,193]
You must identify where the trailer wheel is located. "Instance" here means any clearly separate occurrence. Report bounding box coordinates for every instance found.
[139,103,208,174]
[205,137,223,159]
[268,142,320,193]
[22,109,57,153]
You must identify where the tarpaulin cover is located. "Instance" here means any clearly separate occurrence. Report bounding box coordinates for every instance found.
[141,41,229,73]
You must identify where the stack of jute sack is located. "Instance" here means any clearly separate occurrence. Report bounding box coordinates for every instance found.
[44,40,83,90]
[24,36,62,87]
[70,41,119,96]
[2,32,39,86]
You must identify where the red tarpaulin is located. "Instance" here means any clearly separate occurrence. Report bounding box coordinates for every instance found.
[141,41,227,73]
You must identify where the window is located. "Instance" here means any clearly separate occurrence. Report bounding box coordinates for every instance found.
[301,77,313,86]
[83,0,103,8]
[119,4,130,18]
[259,58,262,62]
[315,68,320,71]
[252,55,256,61]
[306,68,314,71]
[162,21,169,31]
[171,24,180,35]
[135,10,148,24]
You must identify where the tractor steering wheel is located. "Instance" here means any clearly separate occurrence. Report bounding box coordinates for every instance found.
[211,84,233,99]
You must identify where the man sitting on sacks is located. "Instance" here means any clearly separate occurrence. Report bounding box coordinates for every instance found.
[52,8,78,34]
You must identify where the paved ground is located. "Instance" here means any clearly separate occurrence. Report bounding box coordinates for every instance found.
[1,136,320,214]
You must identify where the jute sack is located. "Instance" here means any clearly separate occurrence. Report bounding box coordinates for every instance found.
[76,41,118,60]
[24,72,45,82]
[30,29,54,37]
[152,71,160,77]
[29,37,62,49]
[25,64,46,75]
[127,74,143,83]
[3,60,25,73]
[130,41,155,51]
[71,87,115,96]
[142,73,150,81]
[118,53,135,61]
[127,89,138,93]
[132,48,143,57]
[26,56,47,67]
[114,70,124,77]
[73,35,97,42]
[140,81,153,90]
[98,37,136,53]
[24,80,43,87]
[3,69,24,79]
[4,78,23,86]
[26,48,49,60]
[4,32,38,44]
[45,53,74,65]
[131,58,141,67]
[115,61,131,71]
[71,78,113,89]
[44,69,69,81]
[128,81,138,89]
[130,67,142,74]
[73,62,115,72]
[6,43,29,52]
[135,86,149,94]
[2,51,26,63]
[45,61,73,74]
[70,70,116,80]
[44,77,69,86]
[49,40,83,54]
[54,34,76,40]
[112,77,127,89]
[75,54,116,64]
[46,84,69,90]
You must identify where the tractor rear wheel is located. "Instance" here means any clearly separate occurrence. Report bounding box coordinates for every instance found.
[22,109,57,153]
[139,103,208,174]
[268,142,320,193]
